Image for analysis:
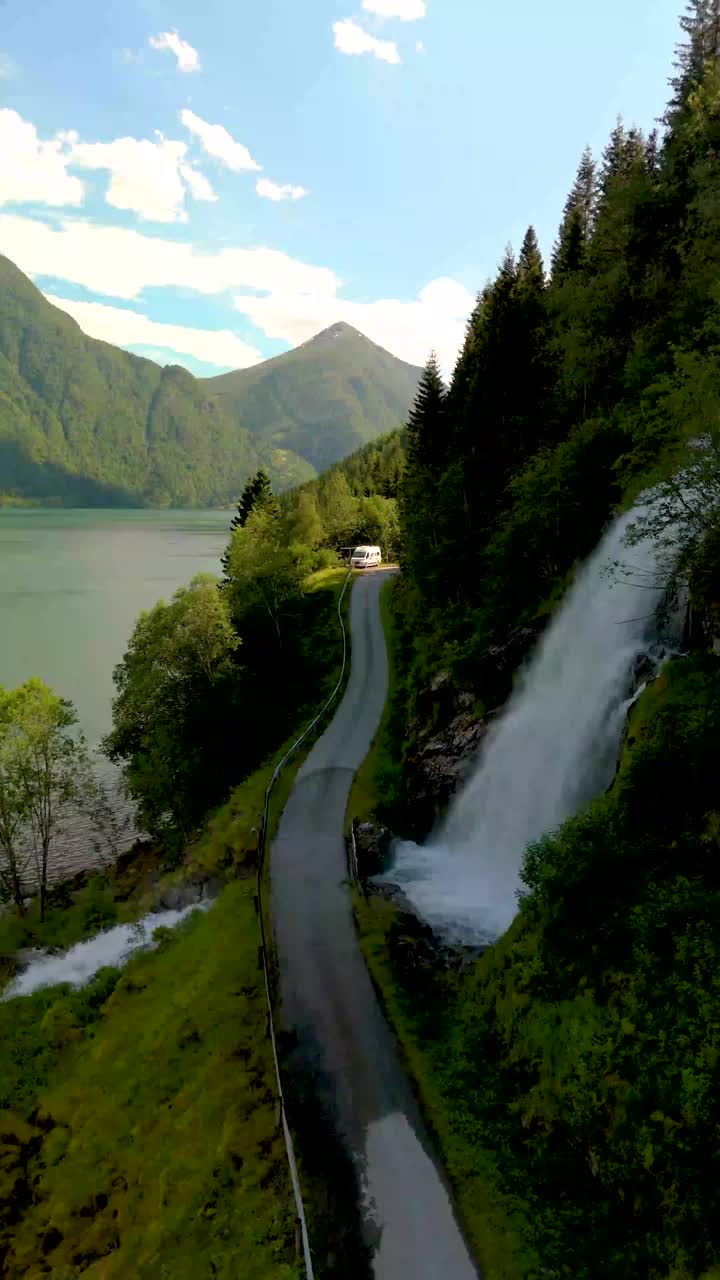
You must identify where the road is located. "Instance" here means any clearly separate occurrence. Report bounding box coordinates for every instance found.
[271,568,479,1280]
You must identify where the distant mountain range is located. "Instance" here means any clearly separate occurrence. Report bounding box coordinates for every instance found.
[0,254,421,507]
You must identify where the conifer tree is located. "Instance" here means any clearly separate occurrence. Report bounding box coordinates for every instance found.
[398,354,447,598]
[517,225,545,288]
[551,148,598,279]
[405,352,447,471]
[221,469,278,577]
[669,0,720,115]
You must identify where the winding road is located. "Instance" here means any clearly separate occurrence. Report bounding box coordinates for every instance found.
[271,569,479,1280]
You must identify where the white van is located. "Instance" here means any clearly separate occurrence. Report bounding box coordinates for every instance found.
[350,545,382,569]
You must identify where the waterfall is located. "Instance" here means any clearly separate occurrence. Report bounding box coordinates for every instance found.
[389,508,669,946]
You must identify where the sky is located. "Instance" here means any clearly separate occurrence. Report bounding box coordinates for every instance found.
[0,0,683,379]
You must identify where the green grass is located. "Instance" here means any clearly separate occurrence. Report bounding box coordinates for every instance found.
[0,882,300,1280]
[346,575,398,829]
[0,565,354,1278]
[352,892,539,1280]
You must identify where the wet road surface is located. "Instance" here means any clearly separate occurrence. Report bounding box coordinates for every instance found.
[271,569,479,1279]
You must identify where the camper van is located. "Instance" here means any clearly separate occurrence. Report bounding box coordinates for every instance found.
[350,545,382,569]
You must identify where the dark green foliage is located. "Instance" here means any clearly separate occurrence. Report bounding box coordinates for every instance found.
[378,16,720,1274]
[221,469,279,576]
[398,355,447,600]
[669,1,720,116]
[368,657,720,1279]
[0,266,419,506]
[392,19,720,750]
[238,469,278,525]
[551,147,598,279]
[278,432,405,561]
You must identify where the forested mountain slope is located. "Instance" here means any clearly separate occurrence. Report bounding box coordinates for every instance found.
[0,258,419,506]
[204,322,419,474]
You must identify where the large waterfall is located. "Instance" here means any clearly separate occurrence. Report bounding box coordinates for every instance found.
[389,509,670,945]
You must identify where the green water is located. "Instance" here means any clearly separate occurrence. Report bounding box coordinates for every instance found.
[0,508,231,746]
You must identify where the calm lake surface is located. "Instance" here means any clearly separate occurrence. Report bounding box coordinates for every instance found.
[0,508,230,744]
[0,509,231,884]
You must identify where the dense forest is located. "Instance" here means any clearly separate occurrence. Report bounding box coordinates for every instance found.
[371,0,720,783]
[355,3,720,1277]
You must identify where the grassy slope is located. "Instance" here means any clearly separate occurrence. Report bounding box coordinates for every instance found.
[0,884,300,1280]
[0,567,353,1278]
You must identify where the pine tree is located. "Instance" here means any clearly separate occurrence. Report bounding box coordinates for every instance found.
[398,354,447,598]
[239,469,278,525]
[645,128,660,174]
[669,0,720,115]
[551,148,598,279]
[405,352,447,471]
[514,227,558,446]
[598,120,645,199]
[221,469,279,577]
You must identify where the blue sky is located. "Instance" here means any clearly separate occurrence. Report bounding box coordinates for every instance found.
[0,0,682,377]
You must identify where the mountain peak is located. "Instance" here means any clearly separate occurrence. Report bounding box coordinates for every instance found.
[310,321,361,343]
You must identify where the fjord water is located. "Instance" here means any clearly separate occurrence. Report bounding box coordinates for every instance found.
[0,508,229,876]
[390,509,667,945]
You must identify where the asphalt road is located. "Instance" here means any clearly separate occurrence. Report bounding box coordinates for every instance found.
[271,568,479,1280]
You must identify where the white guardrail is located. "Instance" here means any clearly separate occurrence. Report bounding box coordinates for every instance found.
[254,567,353,1279]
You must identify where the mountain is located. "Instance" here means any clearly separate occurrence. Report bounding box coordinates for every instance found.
[0,256,421,507]
[204,322,421,475]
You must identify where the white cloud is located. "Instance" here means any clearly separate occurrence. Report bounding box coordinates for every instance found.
[0,109,216,223]
[180,109,260,173]
[0,214,338,301]
[256,178,308,202]
[232,277,474,376]
[416,40,426,53]
[148,29,201,73]
[362,0,426,19]
[333,19,401,64]
[0,109,84,208]
[178,162,218,203]
[0,53,18,78]
[69,135,214,222]
[44,294,261,369]
[0,212,473,374]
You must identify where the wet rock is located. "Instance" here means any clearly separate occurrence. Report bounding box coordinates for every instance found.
[352,822,391,878]
[403,705,490,839]
[153,873,223,913]
[198,876,224,902]
[13,948,48,971]
[368,881,487,981]
[153,884,198,912]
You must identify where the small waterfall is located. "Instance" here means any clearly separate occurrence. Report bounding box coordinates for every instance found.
[390,508,670,945]
[3,902,210,1000]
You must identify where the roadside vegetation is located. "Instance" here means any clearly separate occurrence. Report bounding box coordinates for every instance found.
[0,494,355,1276]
